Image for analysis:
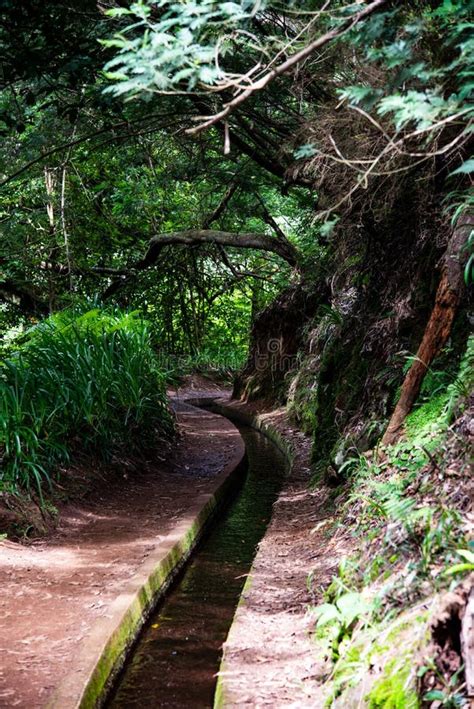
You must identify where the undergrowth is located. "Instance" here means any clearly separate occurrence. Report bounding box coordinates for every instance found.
[0,307,174,500]
[308,336,473,707]
[166,347,247,385]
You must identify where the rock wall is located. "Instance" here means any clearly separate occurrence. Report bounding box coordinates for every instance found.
[234,170,471,480]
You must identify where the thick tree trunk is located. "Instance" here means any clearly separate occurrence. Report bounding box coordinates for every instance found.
[382,213,473,446]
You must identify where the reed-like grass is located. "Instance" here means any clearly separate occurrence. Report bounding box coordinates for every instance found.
[0,307,174,499]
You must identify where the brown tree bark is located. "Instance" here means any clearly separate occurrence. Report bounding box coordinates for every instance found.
[137,229,300,269]
[102,181,301,300]
[381,213,473,446]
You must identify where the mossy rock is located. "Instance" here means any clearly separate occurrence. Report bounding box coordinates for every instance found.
[325,607,429,708]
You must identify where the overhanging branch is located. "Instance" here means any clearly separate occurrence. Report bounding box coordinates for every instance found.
[138,229,300,269]
[186,0,387,136]
[102,228,300,300]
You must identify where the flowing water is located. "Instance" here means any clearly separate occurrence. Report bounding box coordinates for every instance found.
[106,417,287,708]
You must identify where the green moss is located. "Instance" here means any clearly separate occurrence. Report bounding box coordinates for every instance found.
[402,335,473,448]
[365,554,386,583]
[404,393,448,443]
[213,664,227,709]
[320,604,429,708]
[79,519,207,707]
[344,253,365,269]
[332,641,364,683]
[366,659,419,709]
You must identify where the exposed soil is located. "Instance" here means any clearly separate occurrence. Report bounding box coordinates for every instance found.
[0,395,242,708]
[213,398,356,708]
[0,374,359,708]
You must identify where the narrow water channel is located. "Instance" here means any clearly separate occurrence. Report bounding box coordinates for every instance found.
[106,416,287,708]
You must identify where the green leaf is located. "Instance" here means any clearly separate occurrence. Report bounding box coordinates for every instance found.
[423,689,446,701]
[319,217,340,238]
[464,254,473,286]
[336,592,370,626]
[106,7,133,17]
[450,158,474,175]
[313,603,341,626]
[443,562,474,576]
[417,665,429,678]
[294,143,317,160]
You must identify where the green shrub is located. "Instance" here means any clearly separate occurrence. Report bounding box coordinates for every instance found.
[445,334,474,420]
[0,307,174,499]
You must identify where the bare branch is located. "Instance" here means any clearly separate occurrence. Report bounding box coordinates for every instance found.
[256,193,289,242]
[201,180,239,228]
[138,229,300,269]
[216,243,270,282]
[186,0,387,136]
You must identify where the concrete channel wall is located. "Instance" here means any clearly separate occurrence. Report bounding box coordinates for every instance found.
[48,397,294,709]
[47,404,245,709]
[202,400,295,709]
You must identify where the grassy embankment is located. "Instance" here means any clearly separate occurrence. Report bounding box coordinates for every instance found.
[308,337,473,707]
[1,308,174,514]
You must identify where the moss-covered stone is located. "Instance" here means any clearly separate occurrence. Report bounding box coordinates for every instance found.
[323,607,429,708]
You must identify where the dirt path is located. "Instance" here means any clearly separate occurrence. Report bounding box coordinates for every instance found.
[0,396,242,708]
[213,400,353,708]
[1,374,352,708]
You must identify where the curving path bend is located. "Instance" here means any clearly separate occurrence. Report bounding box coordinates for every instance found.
[0,395,244,708]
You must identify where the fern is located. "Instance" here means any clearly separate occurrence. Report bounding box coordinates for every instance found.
[445,335,474,420]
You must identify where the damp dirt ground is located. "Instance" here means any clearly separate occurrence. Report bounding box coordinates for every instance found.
[0,388,241,708]
[208,398,355,708]
[0,374,356,708]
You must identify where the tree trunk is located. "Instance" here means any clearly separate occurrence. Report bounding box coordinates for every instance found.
[381,213,473,446]
[44,165,58,312]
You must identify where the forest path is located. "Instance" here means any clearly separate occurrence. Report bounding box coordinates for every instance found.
[210,397,354,708]
[0,388,242,709]
[1,374,354,708]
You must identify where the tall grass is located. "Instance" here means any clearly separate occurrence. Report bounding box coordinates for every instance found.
[0,307,174,499]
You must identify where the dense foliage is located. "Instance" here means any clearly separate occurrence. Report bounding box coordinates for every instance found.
[2,0,471,340]
[0,1,472,703]
[307,335,474,706]
[1,308,173,497]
